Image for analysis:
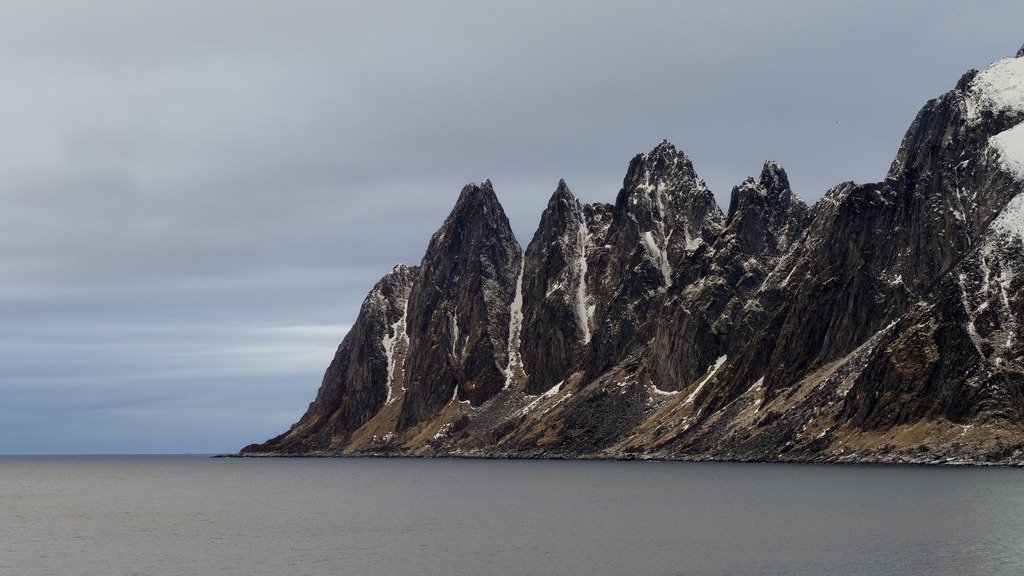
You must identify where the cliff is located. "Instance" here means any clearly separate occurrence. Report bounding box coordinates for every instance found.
[242,47,1024,464]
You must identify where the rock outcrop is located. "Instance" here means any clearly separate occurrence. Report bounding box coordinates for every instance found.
[242,46,1024,464]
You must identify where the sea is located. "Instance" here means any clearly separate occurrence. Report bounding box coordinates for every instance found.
[1,455,1022,575]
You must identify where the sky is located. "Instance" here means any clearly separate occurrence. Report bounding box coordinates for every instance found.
[1,1,1022,454]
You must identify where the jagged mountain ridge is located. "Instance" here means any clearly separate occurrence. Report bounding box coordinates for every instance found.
[242,47,1024,464]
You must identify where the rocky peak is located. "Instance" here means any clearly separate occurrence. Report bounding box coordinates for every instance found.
[612,141,725,284]
[618,140,699,206]
[532,179,581,235]
[739,53,1024,405]
[759,160,790,195]
[520,179,593,394]
[397,180,523,429]
[964,53,1024,125]
[723,161,806,257]
[579,142,726,382]
[444,180,505,228]
[553,177,573,199]
[866,49,1024,305]
[889,50,1023,190]
[539,178,580,223]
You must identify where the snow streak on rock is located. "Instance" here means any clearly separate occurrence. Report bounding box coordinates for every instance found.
[641,230,672,287]
[381,300,408,404]
[505,261,525,388]
[684,355,727,406]
[575,217,592,343]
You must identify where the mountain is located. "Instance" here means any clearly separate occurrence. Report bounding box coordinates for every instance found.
[242,46,1024,464]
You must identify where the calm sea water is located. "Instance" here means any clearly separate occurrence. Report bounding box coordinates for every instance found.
[1,456,1022,575]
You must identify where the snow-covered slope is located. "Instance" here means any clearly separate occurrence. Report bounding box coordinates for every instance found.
[966,55,1024,122]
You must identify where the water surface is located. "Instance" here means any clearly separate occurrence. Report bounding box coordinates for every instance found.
[1,456,1022,575]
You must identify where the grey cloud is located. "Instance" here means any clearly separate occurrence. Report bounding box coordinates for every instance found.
[1,1,1023,452]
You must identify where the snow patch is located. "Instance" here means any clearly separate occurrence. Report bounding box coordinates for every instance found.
[684,355,727,406]
[991,189,1024,240]
[519,381,563,416]
[748,376,765,412]
[966,56,1024,122]
[504,260,525,389]
[541,389,574,415]
[641,230,673,286]
[574,217,592,343]
[449,310,459,358]
[432,422,453,441]
[779,261,799,287]
[996,257,1015,311]
[990,122,1024,183]
[381,300,408,405]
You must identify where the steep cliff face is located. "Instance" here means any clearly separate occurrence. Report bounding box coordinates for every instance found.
[242,46,1024,464]
[646,160,807,396]
[692,51,1024,418]
[835,56,1024,454]
[519,180,603,395]
[582,142,725,383]
[396,181,524,429]
[242,264,417,454]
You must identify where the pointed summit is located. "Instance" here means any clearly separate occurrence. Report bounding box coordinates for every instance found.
[651,138,677,154]
[531,179,583,249]
[531,180,583,243]
[724,162,807,256]
[759,160,791,195]
[455,179,499,206]
[621,140,698,196]
[551,178,576,203]
[521,179,593,394]
[398,180,523,429]
[531,180,585,245]
[441,180,511,241]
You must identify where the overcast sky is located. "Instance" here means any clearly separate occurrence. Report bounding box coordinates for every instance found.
[2,1,1022,454]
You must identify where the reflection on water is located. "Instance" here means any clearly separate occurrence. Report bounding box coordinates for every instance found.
[1,456,1022,575]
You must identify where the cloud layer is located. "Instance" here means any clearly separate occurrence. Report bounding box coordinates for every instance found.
[2,1,1022,453]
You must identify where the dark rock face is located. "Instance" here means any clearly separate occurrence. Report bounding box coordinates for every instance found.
[241,264,417,454]
[646,160,807,396]
[703,55,1024,414]
[243,47,1024,464]
[397,181,523,429]
[841,203,1024,431]
[519,180,594,395]
[582,141,725,383]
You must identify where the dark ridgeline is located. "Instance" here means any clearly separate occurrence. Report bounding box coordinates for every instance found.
[243,46,1024,464]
